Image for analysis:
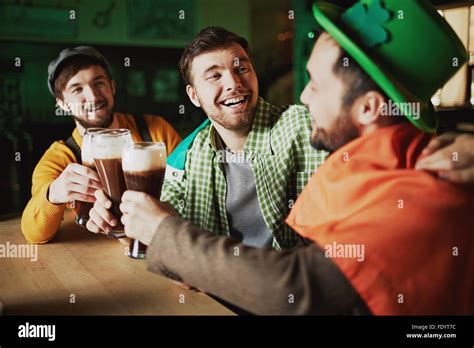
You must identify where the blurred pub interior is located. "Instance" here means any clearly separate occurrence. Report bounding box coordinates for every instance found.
[0,0,473,216]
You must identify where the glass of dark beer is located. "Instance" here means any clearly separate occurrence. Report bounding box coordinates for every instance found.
[92,129,132,238]
[75,127,105,227]
[122,142,167,259]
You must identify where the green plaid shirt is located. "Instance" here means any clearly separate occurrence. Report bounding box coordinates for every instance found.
[161,98,327,249]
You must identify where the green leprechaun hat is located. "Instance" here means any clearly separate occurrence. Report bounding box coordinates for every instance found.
[313,0,468,133]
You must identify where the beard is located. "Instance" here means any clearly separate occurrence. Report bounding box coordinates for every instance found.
[310,110,358,153]
[199,96,257,132]
[73,103,114,129]
[208,108,256,131]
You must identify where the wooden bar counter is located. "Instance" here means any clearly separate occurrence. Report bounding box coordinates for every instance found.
[0,210,234,315]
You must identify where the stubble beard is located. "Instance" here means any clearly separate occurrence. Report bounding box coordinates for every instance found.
[310,109,359,153]
[202,99,257,132]
[73,105,115,129]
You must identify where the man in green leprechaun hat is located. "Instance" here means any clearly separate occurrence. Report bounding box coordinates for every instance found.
[285,0,474,314]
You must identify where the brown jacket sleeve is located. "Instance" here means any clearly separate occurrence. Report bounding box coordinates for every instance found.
[147,216,371,315]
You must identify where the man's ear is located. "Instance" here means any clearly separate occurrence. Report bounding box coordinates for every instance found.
[186,85,201,108]
[56,97,70,113]
[353,91,386,126]
[111,79,116,95]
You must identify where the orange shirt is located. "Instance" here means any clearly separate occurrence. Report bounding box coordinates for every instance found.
[21,113,181,244]
[286,123,474,315]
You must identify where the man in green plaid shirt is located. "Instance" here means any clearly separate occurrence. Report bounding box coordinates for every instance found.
[161,27,327,250]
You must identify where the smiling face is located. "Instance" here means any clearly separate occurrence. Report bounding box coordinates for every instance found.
[185,42,259,132]
[57,64,115,129]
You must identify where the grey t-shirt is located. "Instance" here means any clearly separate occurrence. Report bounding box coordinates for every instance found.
[222,149,273,248]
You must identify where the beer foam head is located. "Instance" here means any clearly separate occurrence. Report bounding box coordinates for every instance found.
[122,142,167,172]
[92,129,132,159]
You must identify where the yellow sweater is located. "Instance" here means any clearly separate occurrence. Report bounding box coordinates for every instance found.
[21,113,182,244]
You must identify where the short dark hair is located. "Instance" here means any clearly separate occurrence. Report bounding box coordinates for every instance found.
[332,49,408,124]
[54,55,112,99]
[332,48,387,108]
[178,26,255,85]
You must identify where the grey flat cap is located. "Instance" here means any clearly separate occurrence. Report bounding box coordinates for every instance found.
[47,46,111,97]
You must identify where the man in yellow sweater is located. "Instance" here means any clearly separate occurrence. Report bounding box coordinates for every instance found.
[21,46,181,244]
